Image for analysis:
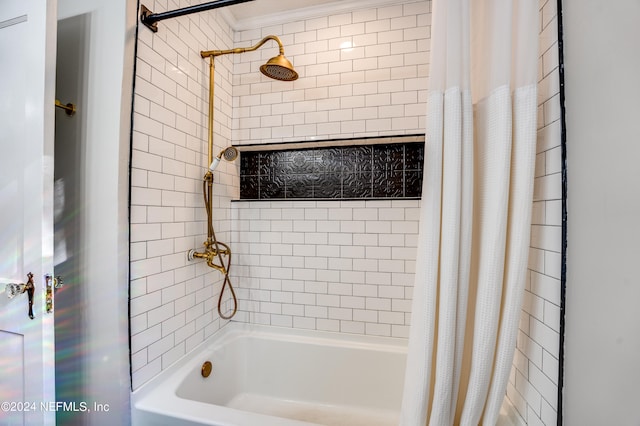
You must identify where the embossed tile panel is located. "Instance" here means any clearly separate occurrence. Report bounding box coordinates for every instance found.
[240,139,424,200]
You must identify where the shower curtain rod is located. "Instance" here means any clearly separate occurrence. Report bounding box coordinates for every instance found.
[140,0,254,33]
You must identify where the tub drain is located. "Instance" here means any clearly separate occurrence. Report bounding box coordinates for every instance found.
[201,361,213,378]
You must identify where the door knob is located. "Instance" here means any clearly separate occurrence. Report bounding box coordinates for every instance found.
[3,272,35,319]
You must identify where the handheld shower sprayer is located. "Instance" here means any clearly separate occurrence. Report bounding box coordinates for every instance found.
[209,146,239,172]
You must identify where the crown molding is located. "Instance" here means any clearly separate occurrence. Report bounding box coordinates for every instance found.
[220,0,414,32]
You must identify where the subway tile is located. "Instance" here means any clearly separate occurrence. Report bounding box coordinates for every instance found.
[391,325,410,338]
[132,358,162,390]
[340,321,365,334]
[131,348,148,373]
[353,259,378,273]
[522,290,544,322]
[328,307,352,321]
[282,303,304,317]
[366,323,391,337]
[353,308,377,323]
[544,251,562,280]
[545,200,562,227]
[378,285,404,299]
[529,317,559,359]
[341,295,365,309]
[531,201,545,225]
[541,398,558,425]
[366,297,391,311]
[534,152,546,178]
[317,319,340,332]
[161,312,185,337]
[293,316,316,330]
[353,8,377,23]
[271,315,293,328]
[316,293,340,307]
[545,146,562,175]
[518,329,543,369]
[530,225,562,253]
[328,282,353,296]
[515,369,542,416]
[529,362,558,406]
[341,46,365,61]
[353,233,378,246]
[353,284,378,298]
[161,343,186,370]
[366,19,391,33]
[305,305,328,318]
[131,322,162,354]
[528,247,545,273]
[379,259,405,273]
[379,311,405,325]
[305,16,328,31]
[341,22,365,37]
[543,301,560,335]
[341,270,366,284]
[542,348,559,386]
[530,272,561,306]
[378,5,404,20]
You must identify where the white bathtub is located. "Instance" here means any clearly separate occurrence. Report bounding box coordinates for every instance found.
[132,323,407,425]
[131,323,525,426]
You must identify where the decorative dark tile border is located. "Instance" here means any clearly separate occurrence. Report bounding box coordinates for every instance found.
[240,138,424,200]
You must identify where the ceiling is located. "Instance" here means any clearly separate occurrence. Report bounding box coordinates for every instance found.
[225,0,338,22]
[221,0,400,30]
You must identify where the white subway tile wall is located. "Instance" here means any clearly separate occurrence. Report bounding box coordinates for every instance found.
[130,0,239,390]
[231,1,430,145]
[130,2,562,424]
[230,200,420,337]
[506,1,562,425]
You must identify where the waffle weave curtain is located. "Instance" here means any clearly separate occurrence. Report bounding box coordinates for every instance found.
[400,0,538,424]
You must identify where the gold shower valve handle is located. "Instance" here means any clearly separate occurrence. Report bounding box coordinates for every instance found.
[188,247,229,273]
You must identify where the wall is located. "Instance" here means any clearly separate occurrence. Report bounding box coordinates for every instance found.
[231,199,419,337]
[231,0,429,144]
[563,1,640,425]
[505,1,563,425]
[227,0,429,336]
[130,0,429,389]
[55,0,135,423]
[129,0,238,390]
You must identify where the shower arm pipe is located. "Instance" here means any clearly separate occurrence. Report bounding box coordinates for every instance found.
[201,35,286,59]
[140,0,254,33]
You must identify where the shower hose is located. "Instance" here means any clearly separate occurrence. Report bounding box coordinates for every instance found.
[203,177,237,320]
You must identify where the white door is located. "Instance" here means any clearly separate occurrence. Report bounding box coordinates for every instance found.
[0,0,57,425]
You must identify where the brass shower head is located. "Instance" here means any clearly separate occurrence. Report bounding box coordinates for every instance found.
[260,54,298,81]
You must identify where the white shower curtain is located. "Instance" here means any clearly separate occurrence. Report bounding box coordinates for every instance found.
[400,0,538,425]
